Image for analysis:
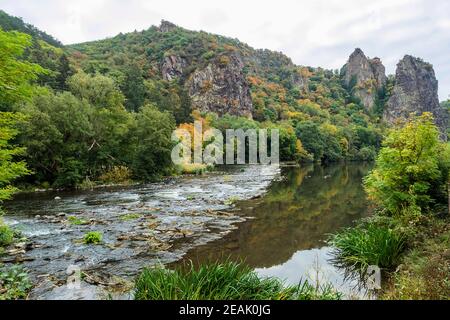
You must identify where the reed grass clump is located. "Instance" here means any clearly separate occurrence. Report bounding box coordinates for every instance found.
[329,223,406,273]
[134,261,342,300]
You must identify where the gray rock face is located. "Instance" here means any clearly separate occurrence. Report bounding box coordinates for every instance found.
[161,55,187,81]
[370,57,387,88]
[384,55,448,138]
[342,48,386,110]
[185,54,253,118]
[159,20,177,33]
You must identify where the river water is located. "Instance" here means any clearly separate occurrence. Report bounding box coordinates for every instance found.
[2,163,372,299]
[178,163,373,298]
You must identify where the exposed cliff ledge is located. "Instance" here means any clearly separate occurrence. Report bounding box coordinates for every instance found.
[159,20,178,33]
[185,54,253,118]
[384,55,448,139]
[161,55,187,81]
[341,48,386,111]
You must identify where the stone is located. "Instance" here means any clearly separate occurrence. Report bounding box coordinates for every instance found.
[185,53,253,117]
[159,20,177,33]
[384,55,448,139]
[341,48,386,111]
[161,55,187,81]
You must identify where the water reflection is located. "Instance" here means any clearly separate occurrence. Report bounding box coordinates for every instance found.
[179,163,373,297]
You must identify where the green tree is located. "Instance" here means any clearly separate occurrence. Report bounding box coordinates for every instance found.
[0,28,44,216]
[0,112,30,207]
[0,28,45,111]
[364,113,450,214]
[67,71,124,108]
[55,54,73,91]
[145,79,192,124]
[121,64,146,112]
[129,104,176,180]
[67,71,134,177]
[17,92,93,187]
[295,121,325,161]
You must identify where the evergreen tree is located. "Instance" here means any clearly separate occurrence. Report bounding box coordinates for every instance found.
[121,64,146,112]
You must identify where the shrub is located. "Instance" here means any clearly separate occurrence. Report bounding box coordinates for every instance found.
[178,163,211,175]
[98,166,132,184]
[134,261,341,300]
[382,224,450,300]
[0,265,32,300]
[83,231,103,245]
[0,220,14,247]
[218,55,230,67]
[329,222,406,273]
[364,113,450,215]
[356,146,377,161]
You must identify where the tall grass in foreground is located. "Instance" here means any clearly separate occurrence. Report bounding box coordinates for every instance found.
[329,223,406,274]
[134,261,342,300]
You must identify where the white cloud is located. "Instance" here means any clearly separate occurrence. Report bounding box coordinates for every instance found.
[1,0,449,100]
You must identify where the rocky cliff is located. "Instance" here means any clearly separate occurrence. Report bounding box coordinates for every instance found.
[160,55,187,81]
[384,55,448,138]
[156,21,253,118]
[341,48,386,111]
[185,53,253,118]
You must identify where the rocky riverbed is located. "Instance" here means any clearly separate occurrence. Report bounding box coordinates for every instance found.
[2,165,280,300]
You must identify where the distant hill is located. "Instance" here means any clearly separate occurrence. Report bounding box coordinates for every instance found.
[67,20,350,123]
[0,10,62,47]
[0,10,72,91]
[2,10,447,162]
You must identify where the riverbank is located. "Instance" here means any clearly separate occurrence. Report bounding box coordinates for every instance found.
[329,114,450,300]
[381,214,450,299]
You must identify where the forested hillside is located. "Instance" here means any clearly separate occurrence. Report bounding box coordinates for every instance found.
[67,20,385,163]
[1,11,447,189]
[0,10,72,92]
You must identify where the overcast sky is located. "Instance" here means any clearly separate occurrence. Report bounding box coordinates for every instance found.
[2,0,449,100]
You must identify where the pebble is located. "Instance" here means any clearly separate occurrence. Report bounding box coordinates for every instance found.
[54,196,62,200]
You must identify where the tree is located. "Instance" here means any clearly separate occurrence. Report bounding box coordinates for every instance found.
[0,113,30,207]
[129,104,176,180]
[17,92,93,187]
[0,28,45,111]
[0,28,45,211]
[364,113,450,215]
[55,54,73,91]
[67,71,124,108]
[121,64,146,112]
[145,79,192,124]
[295,121,325,161]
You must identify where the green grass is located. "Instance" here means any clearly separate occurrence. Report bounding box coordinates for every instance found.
[329,222,406,273]
[134,261,342,300]
[67,216,89,225]
[381,218,450,300]
[224,196,241,206]
[83,231,103,245]
[120,213,142,221]
[0,265,32,300]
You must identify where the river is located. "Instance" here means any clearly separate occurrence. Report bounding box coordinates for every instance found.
[2,163,372,299]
